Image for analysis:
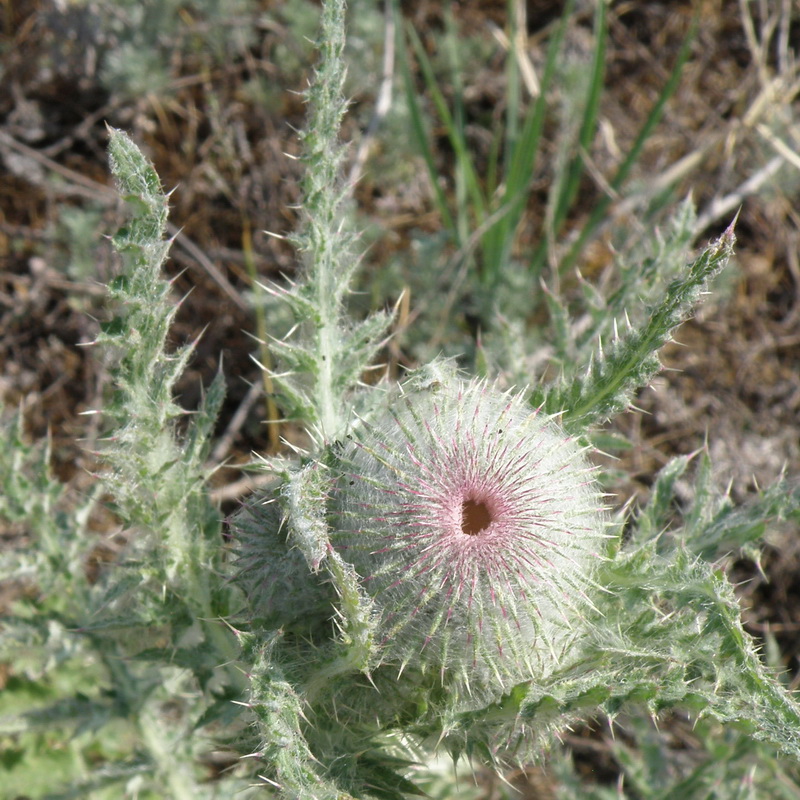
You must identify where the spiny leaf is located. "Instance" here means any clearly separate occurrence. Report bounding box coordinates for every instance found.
[535,222,735,431]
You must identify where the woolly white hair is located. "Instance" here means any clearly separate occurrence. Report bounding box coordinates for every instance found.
[334,376,608,704]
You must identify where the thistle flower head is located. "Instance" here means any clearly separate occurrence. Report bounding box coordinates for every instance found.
[231,494,335,632]
[334,373,607,701]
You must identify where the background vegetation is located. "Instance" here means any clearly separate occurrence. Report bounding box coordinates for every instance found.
[2,0,800,797]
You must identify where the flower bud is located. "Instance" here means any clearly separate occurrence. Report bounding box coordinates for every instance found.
[231,493,334,632]
[334,375,607,701]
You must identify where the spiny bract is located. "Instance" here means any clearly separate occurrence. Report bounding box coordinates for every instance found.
[334,374,607,702]
[232,494,335,632]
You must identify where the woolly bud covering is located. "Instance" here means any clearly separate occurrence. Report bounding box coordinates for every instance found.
[334,376,607,701]
[232,493,335,633]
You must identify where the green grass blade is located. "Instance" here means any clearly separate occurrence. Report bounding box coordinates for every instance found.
[527,0,607,277]
[480,0,577,283]
[405,23,487,240]
[558,17,698,275]
[548,1,607,246]
[399,38,457,239]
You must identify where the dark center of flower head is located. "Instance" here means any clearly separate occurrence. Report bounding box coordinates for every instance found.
[461,497,493,536]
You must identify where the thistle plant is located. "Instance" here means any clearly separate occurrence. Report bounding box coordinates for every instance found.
[332,371,607,704]
[226,1,800,796]
[4,1,800,799]
[223,2,800,798]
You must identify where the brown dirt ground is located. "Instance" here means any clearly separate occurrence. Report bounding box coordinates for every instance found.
[2,0,800,796]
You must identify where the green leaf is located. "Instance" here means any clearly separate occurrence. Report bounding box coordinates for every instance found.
[534,222,735,430]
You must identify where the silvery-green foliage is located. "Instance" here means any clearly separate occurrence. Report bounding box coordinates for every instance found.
[541,198,698,374]
[0,130,256,798]
[550,713,800,800]
[260,0,393,443]
[230,2,800,798]
[3,1,800,797]
[530,216,735,433]
[95,0,260,97]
